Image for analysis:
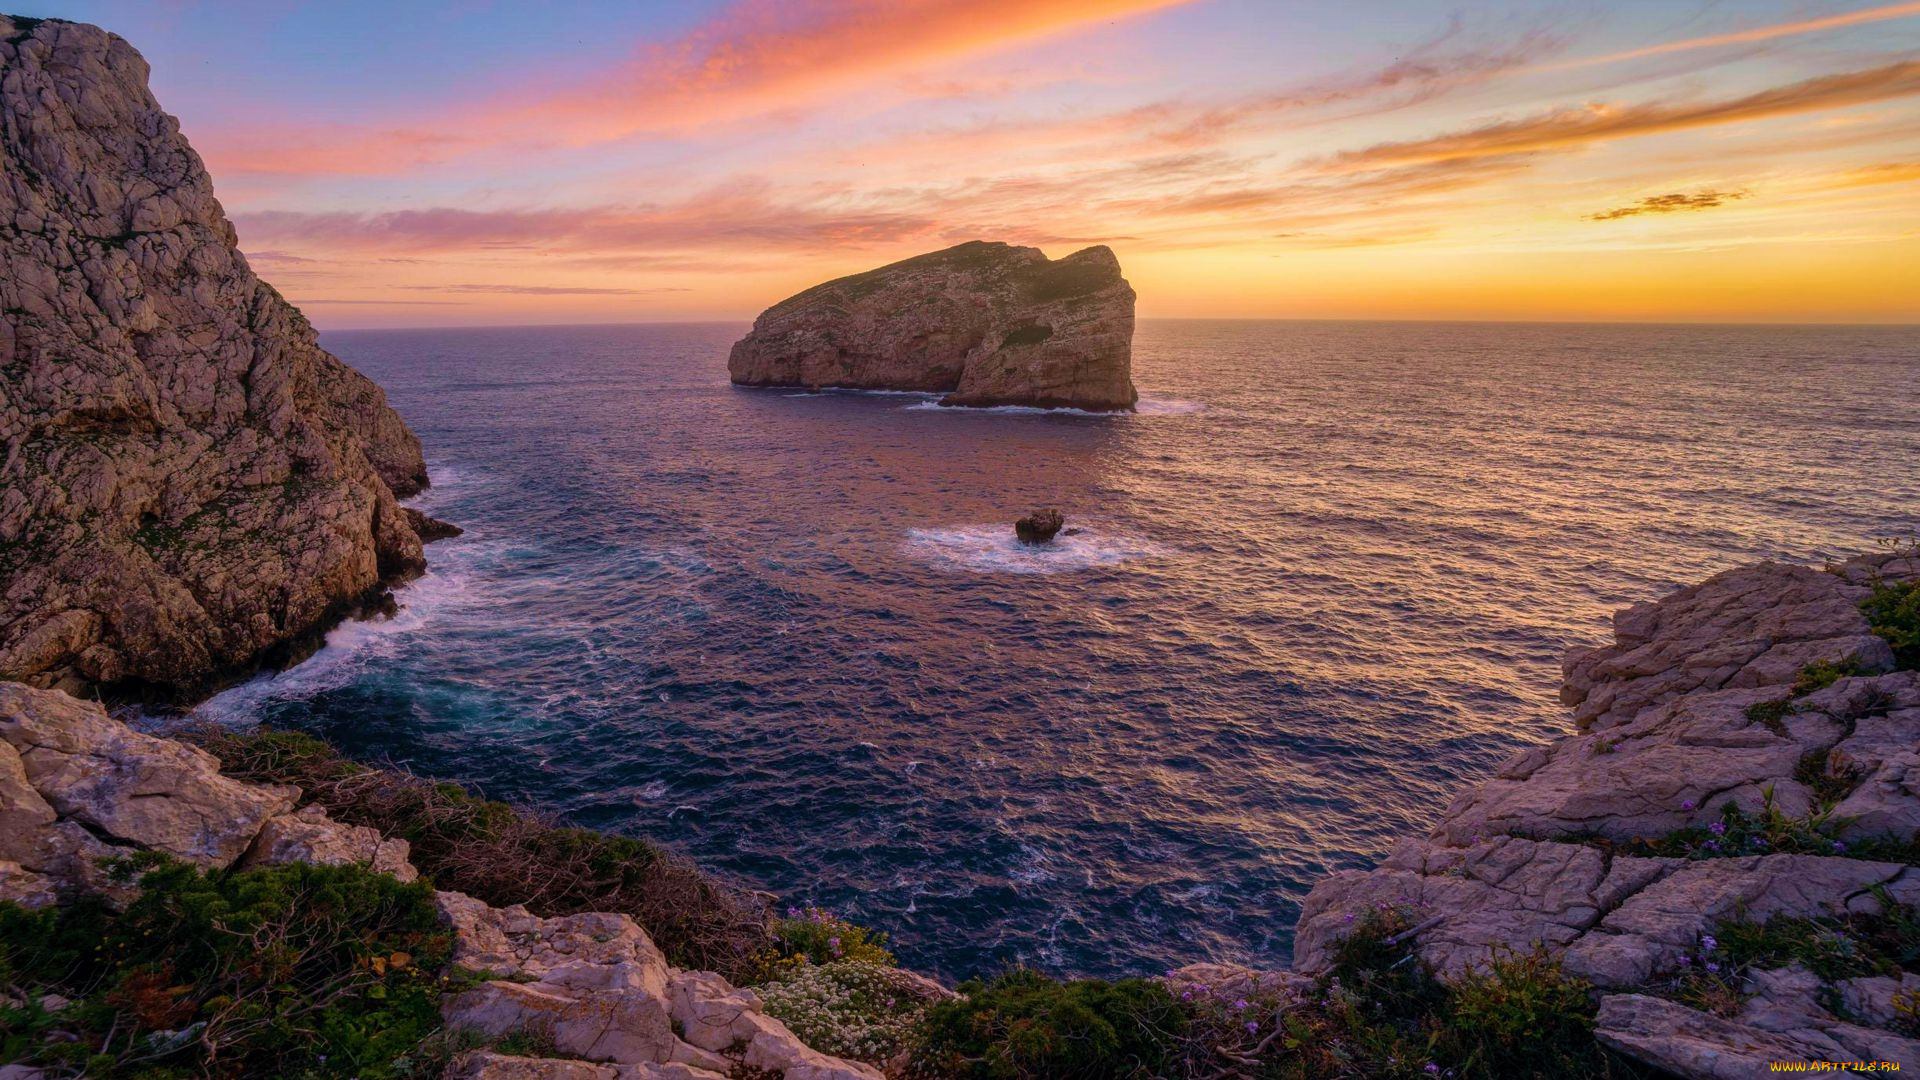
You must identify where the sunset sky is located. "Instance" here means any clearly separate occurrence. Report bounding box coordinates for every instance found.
[29,0,1920,326]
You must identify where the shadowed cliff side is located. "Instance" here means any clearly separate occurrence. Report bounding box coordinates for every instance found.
[0,15,432,697]
[728,240,1138,411]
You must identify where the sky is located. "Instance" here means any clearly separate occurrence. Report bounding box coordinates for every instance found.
[21,0,1920,326]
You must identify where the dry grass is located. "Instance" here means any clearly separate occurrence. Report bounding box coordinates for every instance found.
[182,727,772,981]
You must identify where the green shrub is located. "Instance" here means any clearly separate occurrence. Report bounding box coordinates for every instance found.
[912,969,1183,1079]
[1439,947,1598,1077]
[1222,906,1648,1079]
[1791,657,1866,697]
[749,904,895,983]
[185,726,770,980]
[1863,579,1920,669]
[0,855,450,1079]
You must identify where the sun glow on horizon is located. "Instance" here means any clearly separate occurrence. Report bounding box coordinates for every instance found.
[36,0,1920,327]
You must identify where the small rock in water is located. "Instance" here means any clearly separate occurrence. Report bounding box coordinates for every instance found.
[1015,508,1066,545]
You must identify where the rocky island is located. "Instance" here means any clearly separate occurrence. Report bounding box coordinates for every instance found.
[0,15,437,699]
[727,241,1138,412]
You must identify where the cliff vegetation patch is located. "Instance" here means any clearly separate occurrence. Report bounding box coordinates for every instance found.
[182,726,771,980]
[0,855,452,1079]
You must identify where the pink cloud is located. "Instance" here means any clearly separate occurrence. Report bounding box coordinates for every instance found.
[198,0,1196,176]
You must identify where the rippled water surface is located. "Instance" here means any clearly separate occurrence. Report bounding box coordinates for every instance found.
[197,320,1919,978]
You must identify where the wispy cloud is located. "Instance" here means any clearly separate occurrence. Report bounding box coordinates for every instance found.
[1586,190,1750,221]
[1546,1,1920,71]
[1330,61,1920,170]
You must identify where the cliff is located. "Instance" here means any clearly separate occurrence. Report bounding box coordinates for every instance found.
[727,241,1138,411]
[0,16,432,697]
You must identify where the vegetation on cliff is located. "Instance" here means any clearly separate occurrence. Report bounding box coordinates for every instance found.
[181,727,771,981]
[1,855,453,1079]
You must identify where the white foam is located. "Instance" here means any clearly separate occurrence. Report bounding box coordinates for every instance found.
[188,536,501,728]
[903,395,1205,417]
[903,524,1165,574]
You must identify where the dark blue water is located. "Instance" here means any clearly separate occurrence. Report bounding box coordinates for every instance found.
[195,320,1920,980]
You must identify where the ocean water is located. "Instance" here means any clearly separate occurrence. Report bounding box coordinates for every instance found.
[193,320,1919,979]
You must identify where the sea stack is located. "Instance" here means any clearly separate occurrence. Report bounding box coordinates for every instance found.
[0,16,433,696]
[728,241,1138,412]
[1015,508,1066,545]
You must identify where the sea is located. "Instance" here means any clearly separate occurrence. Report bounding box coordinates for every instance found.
[189,320,1920,980]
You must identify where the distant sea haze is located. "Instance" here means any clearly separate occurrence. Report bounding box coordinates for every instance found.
[193,319,1920,979]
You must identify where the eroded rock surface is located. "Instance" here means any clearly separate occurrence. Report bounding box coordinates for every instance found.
[0,681,411,902]
[728,241,1137,411]
[0,15,431,696]
[437,891,881,1080]
[1291,551,1920,1077]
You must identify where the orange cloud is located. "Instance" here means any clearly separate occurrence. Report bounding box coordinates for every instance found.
[1330,61,1920,170]
[1548,1,1920,71]
[1836,161,1920,187]
[200,0,1195,175]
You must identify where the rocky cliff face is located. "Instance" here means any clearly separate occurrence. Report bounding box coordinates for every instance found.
[728,241,1137,411]
[0,16,430,696]
[1292,547,1920,1076]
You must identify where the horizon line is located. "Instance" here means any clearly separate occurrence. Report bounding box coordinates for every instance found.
[316,315,1920,333]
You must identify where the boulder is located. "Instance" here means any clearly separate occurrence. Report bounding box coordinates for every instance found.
[244,803,418,882]
[728,241,1137,412]
[405,507,465,543]
[1014,508,1065,545]
[435,890,877,1078]
[0,683,296,868]
[0,15,434,696]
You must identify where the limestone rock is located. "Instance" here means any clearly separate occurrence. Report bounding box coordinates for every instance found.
[441,980,679,1065]
[435,890,876,1079]
[0,15,432,696]
[0,682,296,867]
[446,1054,726,1080]
[0,859,58,907]
[244,803,418,881]
[1560,562,1892,732]
[1595,994,1856,1078]
[729,241,1137,411]
[404,507,463,542]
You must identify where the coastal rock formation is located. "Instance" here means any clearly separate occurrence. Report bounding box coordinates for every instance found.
[0,681,404,904]
[0,681,882,1080]
[1291,547,1920,1076]
[0,15,432,697]
[1014,507,1064,545]
[728,241,1137,411]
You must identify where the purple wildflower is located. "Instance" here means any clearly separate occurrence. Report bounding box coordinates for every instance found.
[1245,1020,1259,1034]
[1706,962,1720,973]
[1234,999,1249,1011]
[1426,1065,1440,1075]
[1709,821,1727,836]
[1834,841,1848,853]
[1681,799,1695,811]
[1701,935,1717,951]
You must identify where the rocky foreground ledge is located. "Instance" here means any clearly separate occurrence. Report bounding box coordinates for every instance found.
[0,682,886,1080]
[1287,547,1920,1076]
